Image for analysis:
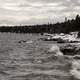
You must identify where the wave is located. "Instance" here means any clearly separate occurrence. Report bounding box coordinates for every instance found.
[48,44,63,56]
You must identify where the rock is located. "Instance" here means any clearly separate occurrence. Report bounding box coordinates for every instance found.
[77,32,80,38]
[73,55,80,59]
[60,44,80,56]
[57,38,65,43]
[18,40,26,43]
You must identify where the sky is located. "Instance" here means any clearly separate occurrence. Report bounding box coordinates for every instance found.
[0,0,80,25]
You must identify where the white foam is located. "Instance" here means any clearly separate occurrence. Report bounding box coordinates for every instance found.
[48,44,63,56]
[70,69,80,79]
[70,60,80,79]
[26,40,33,44]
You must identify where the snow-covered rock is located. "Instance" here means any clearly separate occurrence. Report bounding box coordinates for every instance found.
[40,32,80,43]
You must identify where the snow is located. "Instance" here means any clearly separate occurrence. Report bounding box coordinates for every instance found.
[42,32,80,43]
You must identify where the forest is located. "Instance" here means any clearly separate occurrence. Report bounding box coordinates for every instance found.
[0,14,80,33]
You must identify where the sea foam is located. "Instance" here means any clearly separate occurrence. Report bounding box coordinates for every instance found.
[48,44,63,56]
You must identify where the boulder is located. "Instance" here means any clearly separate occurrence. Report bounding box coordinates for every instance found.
[77,32,80,38]
[57,38,66,43]
[60,44,80,56]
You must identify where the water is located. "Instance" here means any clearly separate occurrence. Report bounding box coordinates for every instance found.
[0,32,78,80]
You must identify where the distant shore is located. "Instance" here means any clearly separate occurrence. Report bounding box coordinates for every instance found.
[0,14,80,33]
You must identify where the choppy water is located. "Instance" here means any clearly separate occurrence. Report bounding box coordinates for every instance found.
[0,33,79,80]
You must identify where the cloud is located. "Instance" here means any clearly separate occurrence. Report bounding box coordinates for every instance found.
[0,0,79,25]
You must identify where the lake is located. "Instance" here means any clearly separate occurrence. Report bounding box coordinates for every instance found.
[0,32,79,80]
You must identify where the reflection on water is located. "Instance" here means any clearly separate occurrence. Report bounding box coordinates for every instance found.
[0,33,79,80]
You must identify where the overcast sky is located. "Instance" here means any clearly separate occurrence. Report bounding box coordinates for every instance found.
[0,0,80,25]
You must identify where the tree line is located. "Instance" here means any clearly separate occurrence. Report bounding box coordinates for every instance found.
[0,14,80,33]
